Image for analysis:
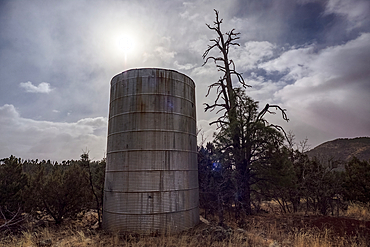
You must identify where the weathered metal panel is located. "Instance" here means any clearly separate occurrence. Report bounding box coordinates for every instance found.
[103,68,199,233]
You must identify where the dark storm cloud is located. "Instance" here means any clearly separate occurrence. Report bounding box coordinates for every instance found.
[229,0,327,44]
[230,0,370,47]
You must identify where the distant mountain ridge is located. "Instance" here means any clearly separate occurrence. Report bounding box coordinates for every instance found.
[306,137,370,162]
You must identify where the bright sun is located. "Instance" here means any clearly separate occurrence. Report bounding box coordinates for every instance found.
[117,35,135,53]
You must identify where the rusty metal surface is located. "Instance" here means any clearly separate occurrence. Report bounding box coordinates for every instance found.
[103,68,199,233]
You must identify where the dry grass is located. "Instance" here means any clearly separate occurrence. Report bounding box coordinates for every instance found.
[1,224,368,247]
[288,227,369,247]
[1,226,256,247]
[1,204,370,247]
[345,202,370,221]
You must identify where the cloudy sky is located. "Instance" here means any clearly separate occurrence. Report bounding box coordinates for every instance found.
[1,0,369,161]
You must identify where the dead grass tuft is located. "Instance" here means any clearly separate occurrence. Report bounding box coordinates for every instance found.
[345,202,370,221]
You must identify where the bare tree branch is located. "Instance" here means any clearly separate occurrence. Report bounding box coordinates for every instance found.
[0,207,25,232]
[257,104,289,122]
[202,9,249,118]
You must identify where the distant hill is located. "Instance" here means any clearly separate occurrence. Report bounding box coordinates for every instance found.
[306,137,370,163]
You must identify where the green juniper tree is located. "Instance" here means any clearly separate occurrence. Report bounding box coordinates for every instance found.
[79,152,104,228]
[212,89,287,216]
[254,147,297,214]
[0,156,27,223]
[343,157,370,203]
[25,162,91,224]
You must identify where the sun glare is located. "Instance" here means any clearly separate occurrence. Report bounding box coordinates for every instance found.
[117,35,135,53]
[105,28,142,67]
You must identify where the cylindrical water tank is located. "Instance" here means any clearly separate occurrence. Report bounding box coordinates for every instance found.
[103,68,199,233]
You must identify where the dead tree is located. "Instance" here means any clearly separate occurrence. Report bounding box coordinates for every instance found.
[203,9,289,215]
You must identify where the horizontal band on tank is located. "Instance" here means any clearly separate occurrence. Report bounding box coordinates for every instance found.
[110,93,195,105]
[111,76,195,88]
[104,187,199,194]
[108,129,197,138]
[109,111,196,121]
[107,149,197,154]
[111,75,195,89]
[105,169,198,173]
[103,205,199,216]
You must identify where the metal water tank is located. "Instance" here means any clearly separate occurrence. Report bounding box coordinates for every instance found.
[103,68,199,233]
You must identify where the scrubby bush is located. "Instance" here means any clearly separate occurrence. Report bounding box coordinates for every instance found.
[343,157,370,203]
[24,162,91,224]
[0,156,27,217]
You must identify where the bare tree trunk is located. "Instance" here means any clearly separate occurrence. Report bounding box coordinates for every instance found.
[217,194,224,226]
[87,162,101,228]
[81,153,102,228]
[244,178,252,215]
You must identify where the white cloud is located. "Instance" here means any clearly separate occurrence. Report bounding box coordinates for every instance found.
[260,45,316,81]
[155,46,176,61]
[142,46,177,66]
[174,61,196,70]
[270,33,370,145]
[0,104,107,161]
[233,41,277,71]
[197,119,218,145]
[189,35,208,55]
[19,81,53,93]
[0,104,20,120]
[325,0,370,30]
[77,117,106,128]
[180,10,199,21]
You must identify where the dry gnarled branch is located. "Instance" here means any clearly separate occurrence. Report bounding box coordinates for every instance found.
[257,104,289,122]
[202,9,250,117]
[0,207,25,233]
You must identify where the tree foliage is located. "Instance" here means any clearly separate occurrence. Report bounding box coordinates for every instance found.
[0,156,27,217]
[0,155,106,227]
[343,157,370,203]
[198,143,235,225]
[24,162,91,224]
[254,147,297,214]
[212,90,286,215]
[198,140,352,220]
[79,152,106,227]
